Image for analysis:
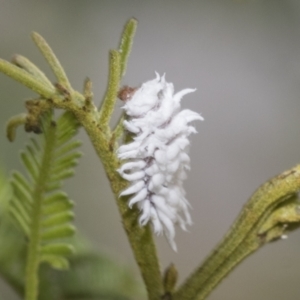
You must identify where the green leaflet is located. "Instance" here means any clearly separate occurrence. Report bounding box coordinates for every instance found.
[9,110,81,273]
[0,168,144,300]
[119,18,137,78]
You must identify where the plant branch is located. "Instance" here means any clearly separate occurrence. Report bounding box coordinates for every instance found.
[0,21,163,300]
[173,166,300,300]
[50,94,164,299]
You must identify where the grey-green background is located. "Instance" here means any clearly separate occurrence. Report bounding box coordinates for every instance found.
[1,0,300,299]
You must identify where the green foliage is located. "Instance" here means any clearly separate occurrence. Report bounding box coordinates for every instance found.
[49,252,144,300]
[2,17,300,300]
[0,168,144,300]
[9,110,81,272]
[0,19,162,300]
[0,168,26,296]
[119,19,137,78]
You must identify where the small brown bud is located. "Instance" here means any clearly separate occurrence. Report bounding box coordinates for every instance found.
[163,263,178,295]
[118,85,137,101]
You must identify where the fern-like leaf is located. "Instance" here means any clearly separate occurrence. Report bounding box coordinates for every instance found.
[9,110,81,273]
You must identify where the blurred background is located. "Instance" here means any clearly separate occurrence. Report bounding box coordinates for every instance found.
[1,0,300,299]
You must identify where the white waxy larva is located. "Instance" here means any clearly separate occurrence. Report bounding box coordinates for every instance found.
[148,173,165,191]
[123,120,140,133]
[144,164,159,177]
[166,160,180,173]
[154,150,166,164]
[120,180,145,197]
[119,161,147,173]
[128,188,148,208]
[166,144,181,161]
[117,73,203,251]
[139,199,151,225]
[149,206,163,233]
[121,170,145,182]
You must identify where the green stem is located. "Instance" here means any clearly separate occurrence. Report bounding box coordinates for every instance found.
[192,218,262,300]
[173,166,300,300]
[80,110,163,300]
[50,94,163,299]
[109,114,124,152]
[0,22,162,299]
[25,120,57,300]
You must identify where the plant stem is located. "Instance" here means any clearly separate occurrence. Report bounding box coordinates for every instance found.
[25,120,56,300]
[49,93,164,299]
[77,107,164,300]
[0,22,163,298]
[173,165,300,300]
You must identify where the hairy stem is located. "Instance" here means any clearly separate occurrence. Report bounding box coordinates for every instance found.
[173,166,300,300]
[0,21,163,299]
[75,102,164,299]
[45,92,163,299]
